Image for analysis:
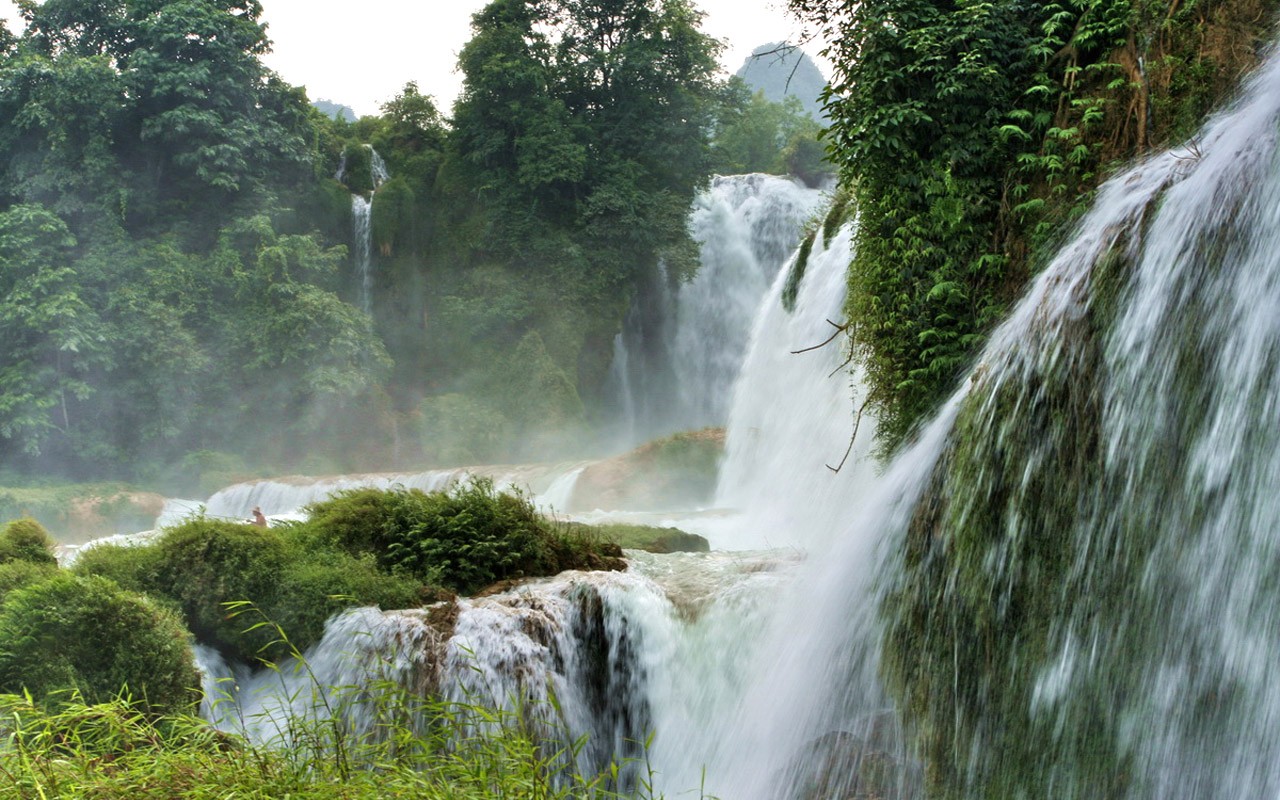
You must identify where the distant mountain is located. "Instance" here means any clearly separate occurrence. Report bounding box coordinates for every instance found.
[735,43,827,120]
[313,99,357,123]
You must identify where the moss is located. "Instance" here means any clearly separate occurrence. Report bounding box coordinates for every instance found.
[338,143,374,195]
[371,176,415,256]
[0,574,199,713]
[782,228,817,313]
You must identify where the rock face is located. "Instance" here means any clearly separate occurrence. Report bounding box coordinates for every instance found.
[736,42,828,120]
[571,428,724,512]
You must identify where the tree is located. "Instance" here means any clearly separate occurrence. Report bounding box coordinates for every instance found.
[0,205,105,457]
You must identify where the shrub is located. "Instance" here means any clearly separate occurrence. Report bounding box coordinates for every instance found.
[264,548,425,653]
[0,518,57,566]
[150,518,289,661]
[0,575,199,712]
[0,560,59,601]
[591,523,710,554]
[70,542,165,595]
[306,479,622,595]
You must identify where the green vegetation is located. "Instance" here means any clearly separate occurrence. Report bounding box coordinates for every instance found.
[711,85,832,186]
[0,692,669,799]
[0,575,199,713]
[303,478,624,595]
[592,523,710,554]
[794,0,1278,448]
[0,518,57,565]
[0,0,828,486]
[67,480,621,663]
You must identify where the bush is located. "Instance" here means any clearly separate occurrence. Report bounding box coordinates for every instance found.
[264,548,425,653]
[306,479,622,596]
[591,523,710,554]
[0,560,59,601]
[0,575,199,712]
[150,519,289,661]
[0,518,57,566]
[70,542,165,596]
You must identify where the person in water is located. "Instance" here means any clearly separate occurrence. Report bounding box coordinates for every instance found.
[251,506,268,527]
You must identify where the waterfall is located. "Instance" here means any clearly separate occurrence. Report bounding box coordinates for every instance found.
[180,44,1280,800]
[336,145,390,315]
[712,221,877,551]
[725,41,1280,800]
[606,174,823,442]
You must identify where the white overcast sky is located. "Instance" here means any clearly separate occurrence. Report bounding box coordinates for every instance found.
[0,0,829,117]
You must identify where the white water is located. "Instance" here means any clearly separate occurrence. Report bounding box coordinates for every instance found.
[712,222,876,551]
[606,174,823,442]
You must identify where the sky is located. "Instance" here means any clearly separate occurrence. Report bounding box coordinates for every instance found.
[0,0,829,118]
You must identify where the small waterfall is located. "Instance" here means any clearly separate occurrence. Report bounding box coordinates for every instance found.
[336,145,390,314]
[606,174,823,442]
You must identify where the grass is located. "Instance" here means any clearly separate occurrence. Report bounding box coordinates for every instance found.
[0,604,696,800]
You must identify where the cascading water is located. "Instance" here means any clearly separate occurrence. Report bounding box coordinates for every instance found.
[336,145,390,314]
[606,174,823,442]
[750,41,1280,800]
[188,192,858,796]
[181,44,1280,800]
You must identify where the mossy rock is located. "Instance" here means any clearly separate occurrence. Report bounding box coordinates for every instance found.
[592,523,710,554]
[572,428,725,512]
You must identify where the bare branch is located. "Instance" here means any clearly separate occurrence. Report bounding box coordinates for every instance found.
[791,319,849,354]
[826,395,872,473]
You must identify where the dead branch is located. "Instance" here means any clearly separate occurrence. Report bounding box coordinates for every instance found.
[827,395,872,473]
[792,319,849,354]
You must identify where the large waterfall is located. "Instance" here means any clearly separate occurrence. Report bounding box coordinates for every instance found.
[185,41,1280,798]
[606,173,823,443]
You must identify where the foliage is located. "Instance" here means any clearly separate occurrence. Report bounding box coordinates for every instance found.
[72,518,423,662]
[0,559,59,601]
[0,517,57,565]
[711,83,831,185]
[792,0,1278,448]
[303,479,623,595]
[261,548,424,655]
[0,574,199,712]
[147,518,290,661]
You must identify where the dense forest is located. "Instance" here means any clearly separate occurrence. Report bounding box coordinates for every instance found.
[0,0,825,491]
